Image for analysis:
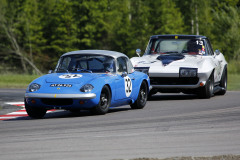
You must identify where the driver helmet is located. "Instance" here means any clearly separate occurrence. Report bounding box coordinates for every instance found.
[103,58,114,72]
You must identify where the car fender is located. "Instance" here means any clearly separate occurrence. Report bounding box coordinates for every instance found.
[88,75,116,104]
[130,72,150,101]
[197,58,216,82]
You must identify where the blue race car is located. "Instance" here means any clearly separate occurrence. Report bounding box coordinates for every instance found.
[25,50,151,118]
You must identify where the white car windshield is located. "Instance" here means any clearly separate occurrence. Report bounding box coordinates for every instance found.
[56,55,116,73]
[145,39,206,55]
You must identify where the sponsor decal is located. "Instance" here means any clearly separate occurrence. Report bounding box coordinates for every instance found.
[59,74,82,79]
[199,45,206,55]
[138,61,156,64]
[124,76,132,97]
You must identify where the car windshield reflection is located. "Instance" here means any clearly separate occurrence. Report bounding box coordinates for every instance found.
[145,39,207,56]
[56,55,116,73]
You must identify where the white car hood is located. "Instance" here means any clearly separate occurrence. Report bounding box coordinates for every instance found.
[131,54,205,76]
[132,55,203,67]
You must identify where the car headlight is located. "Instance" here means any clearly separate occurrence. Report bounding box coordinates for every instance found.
[80,84,94,92]
[134,67,150,75]
[29,83,41,92]
[179,68,198,77]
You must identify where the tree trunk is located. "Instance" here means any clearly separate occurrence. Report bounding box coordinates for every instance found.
[195,3,199,35]
[2,23,42,75]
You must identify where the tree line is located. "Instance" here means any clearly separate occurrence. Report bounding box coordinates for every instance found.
[0,0,239,74]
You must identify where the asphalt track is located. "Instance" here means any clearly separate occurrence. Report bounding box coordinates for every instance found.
[0,89,240,160]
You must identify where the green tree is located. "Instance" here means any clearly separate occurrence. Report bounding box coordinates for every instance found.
[0,0,42,74]
[147,0,185,35]
[212,5,240,60]
[176,0,213,36]
[72,0,109,49]
[105,0,132,54]
[127,0,151,56]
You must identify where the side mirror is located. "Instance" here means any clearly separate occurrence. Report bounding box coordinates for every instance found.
[136,49,141,57]
[215,49,220,55]
[121,72,128,77]
[48,70,53,74]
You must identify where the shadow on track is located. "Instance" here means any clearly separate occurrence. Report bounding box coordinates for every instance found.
[4,107,131,121]
[148,93,198,101]
[3,93,201,121]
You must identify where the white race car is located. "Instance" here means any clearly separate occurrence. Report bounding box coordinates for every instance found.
[131,35,227,99]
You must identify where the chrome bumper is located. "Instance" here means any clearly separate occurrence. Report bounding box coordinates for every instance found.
[25,93,96,99]
[151,81,206,89]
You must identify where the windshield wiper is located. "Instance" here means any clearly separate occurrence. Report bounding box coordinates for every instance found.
[72,68,92,73]
[57,68,69,73]
[164,51,179,54]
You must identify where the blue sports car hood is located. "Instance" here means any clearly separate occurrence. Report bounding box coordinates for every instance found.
[45,73,101,84]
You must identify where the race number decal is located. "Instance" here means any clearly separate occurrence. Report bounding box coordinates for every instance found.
[196,40,203,45]
[59,74,82,79]
[124,76,132,97]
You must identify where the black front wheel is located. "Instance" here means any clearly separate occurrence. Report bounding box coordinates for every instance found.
[198,73,214,99]
[91,85,111,115]
[25,99,47,119]
[131,81,148,109]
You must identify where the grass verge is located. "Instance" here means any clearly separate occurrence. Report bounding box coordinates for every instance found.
[228,74,240,91]
[0,73,239,90]
[0,74,40,89]
[126,155,240,160]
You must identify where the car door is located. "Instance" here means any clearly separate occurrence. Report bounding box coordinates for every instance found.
[114,57,136,101]
[205,39,222,82]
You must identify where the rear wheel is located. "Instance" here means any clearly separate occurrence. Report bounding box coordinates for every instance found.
[131,81,148,109]
[91,85,111,115]
[216,68,227,95]
[25,99,47,119]
[198,73,214,99]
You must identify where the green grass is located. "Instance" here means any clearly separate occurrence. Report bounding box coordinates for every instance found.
[228,60,240,74]
[0,74,40,89]
[127,155,240,160]
[228,74,240,91]
[0,73,239,90]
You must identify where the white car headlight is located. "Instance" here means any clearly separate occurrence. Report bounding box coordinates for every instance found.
[29,83,41,92]
[179,68,197,77]
[80,84,94,92]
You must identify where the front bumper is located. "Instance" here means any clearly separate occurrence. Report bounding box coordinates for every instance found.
[24,93,98,109]
[25,93,96,99]
[151,82,206,89]
[150,77,206,89]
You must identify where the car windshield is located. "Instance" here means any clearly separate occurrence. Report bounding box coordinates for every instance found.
[145,38,206,55]
[55,54,116,73]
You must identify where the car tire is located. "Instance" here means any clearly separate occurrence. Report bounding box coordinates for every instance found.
[198,72,214,99]
[91,85,111,115]
[25,99,47,119]
[131,81,148,109]
[216,67,227,95]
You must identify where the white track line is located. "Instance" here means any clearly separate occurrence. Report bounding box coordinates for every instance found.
[5,102,25,106]
[0,102,55,120]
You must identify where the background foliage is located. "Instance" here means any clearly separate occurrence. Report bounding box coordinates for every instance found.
[0,0,239,74]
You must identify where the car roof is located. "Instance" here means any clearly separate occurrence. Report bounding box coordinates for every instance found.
[61,50,128,59]
[150,34,207,39]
